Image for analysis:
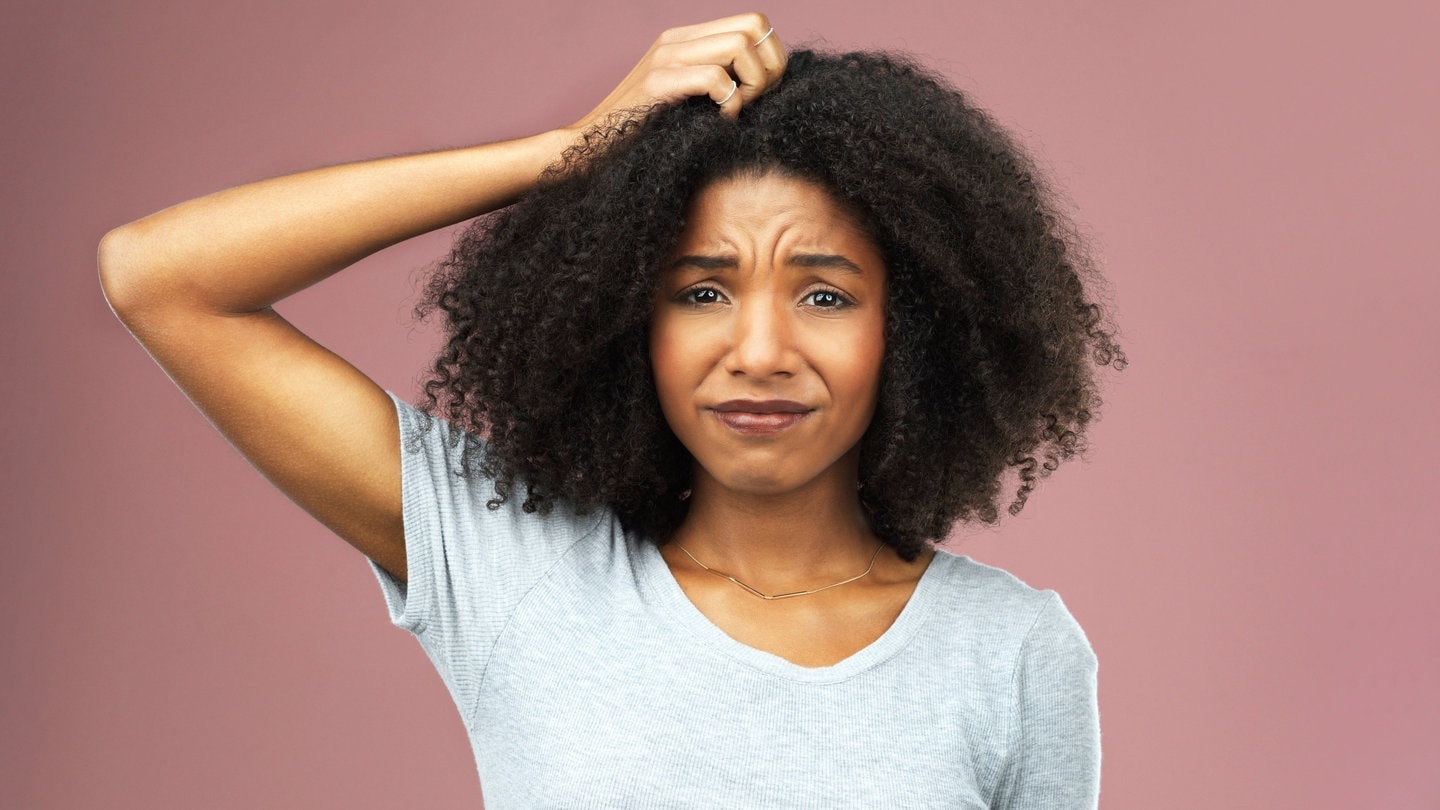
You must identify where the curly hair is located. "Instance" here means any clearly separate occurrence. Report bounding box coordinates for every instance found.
[415,48,1126,562]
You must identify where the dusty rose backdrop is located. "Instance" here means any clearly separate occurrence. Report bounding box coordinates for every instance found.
[3,0,1437,807]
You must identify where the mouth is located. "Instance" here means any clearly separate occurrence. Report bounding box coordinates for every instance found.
[709,400,813,435]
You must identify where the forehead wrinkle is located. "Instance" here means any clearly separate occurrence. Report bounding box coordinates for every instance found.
[671,175,883,276]
[675,219,866,264]
[667,251,870,277]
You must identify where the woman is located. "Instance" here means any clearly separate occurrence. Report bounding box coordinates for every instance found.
[100,13,1123,807]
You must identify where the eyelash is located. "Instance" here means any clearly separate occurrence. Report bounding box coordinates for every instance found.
[676,285,856,310]
[805,289,854,309]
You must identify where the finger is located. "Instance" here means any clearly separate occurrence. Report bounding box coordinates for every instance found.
[753,28,787,82]
[653,30,776,103]
[644,64,743,111]
[658,12,774,47]
[656,16,781,75]
[731,31,777,102]
[716,80,741,119]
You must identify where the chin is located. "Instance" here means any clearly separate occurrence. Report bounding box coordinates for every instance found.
[727,478,795,496]
[711,465,815,497]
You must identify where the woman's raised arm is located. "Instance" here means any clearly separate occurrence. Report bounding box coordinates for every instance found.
[97,134,578,584]
[97,13,785,584]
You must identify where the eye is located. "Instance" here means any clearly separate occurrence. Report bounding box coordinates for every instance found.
[802,288,854,309]
[677,286,725,307]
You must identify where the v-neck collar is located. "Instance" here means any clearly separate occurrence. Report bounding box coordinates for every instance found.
[635,537,952,683]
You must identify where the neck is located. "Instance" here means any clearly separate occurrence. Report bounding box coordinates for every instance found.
[669,456,883,592]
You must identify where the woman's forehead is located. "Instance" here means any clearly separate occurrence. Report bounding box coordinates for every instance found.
[675,171,881,262]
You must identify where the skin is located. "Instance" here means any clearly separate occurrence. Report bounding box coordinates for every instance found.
[652,172,935,667]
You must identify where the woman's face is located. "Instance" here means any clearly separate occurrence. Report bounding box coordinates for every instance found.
[650,171,888,498]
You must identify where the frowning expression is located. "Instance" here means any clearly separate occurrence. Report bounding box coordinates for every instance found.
[649,171,888,497]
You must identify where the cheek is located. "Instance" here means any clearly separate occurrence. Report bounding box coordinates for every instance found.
[851,357,885,423]
[840,317,887,404]
[648,317,693,416]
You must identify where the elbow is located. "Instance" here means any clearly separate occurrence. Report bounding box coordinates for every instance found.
[97,224,136,315]
[98,223,161,322]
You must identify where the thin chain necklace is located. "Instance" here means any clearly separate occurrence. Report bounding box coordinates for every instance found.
[674,541,887,600]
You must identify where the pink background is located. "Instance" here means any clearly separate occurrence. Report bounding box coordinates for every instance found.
[3,0,1437,807]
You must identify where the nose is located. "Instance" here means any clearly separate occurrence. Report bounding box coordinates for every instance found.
[724,292,797,378]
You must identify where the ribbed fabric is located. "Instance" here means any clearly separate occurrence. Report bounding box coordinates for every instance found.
[368,392,1100,808]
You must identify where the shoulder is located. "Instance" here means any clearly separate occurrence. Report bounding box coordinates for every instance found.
[924,549,1095,668]
[389,391,471,472]
[374,391,615,637]
[927,549,1055,619]
[386,391,608,556]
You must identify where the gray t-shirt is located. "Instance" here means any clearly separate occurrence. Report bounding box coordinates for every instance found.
[368,392,1100,808]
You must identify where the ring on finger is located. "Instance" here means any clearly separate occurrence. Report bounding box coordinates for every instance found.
[754,27,775,47]
[716,80,738,105]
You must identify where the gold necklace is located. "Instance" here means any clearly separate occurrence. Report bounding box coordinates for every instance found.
[674,541,887,600]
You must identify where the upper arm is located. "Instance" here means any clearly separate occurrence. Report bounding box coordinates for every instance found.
[100,229,409,583]
[993,592,1101,809]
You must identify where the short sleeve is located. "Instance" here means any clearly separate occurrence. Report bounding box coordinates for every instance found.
[991,591,1102,809]
[366,391,602,726]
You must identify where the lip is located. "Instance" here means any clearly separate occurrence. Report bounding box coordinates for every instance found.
[709,400,813,436]
[711,399,811,414]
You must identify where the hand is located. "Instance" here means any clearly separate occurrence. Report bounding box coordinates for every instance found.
[572,12,787,131]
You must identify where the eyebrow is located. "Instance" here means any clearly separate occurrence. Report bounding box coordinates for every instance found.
[669,253,865,275]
